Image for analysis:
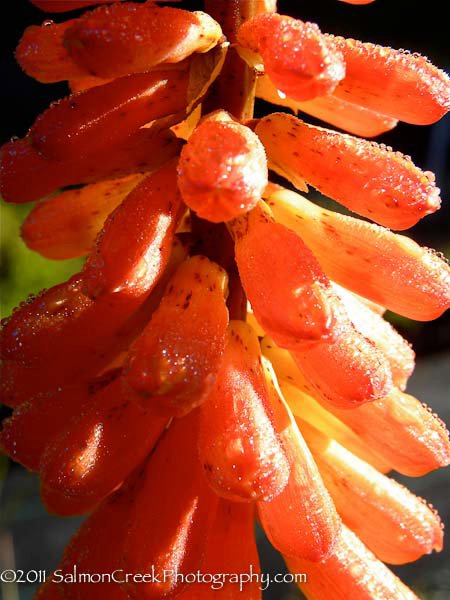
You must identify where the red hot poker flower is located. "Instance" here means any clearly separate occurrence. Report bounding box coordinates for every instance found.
[1,1,450,599]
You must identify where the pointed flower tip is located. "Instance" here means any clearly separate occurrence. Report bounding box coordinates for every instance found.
[237,13,345,102]
[199,320,290,503]
[256,112,442,230]
[330,35,450,125]
[177,115,268,223]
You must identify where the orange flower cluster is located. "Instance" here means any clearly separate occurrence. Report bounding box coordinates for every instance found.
[1,1,450,599]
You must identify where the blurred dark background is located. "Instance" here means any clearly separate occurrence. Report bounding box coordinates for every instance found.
[1,1,449,599]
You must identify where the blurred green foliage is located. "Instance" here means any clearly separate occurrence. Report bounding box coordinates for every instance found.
[0,200,83,319]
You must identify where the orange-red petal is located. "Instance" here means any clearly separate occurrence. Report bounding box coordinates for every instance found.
[0,129,182,204]
[285,525,419,600]
[40,376,168,513]
[237,14,345,101]
[299,420,443,564]
[257,362,341,561]
[270,344,450,475]
[176,501,261,599]
[198,321,290,502]
[22,174,144,259]
[16,19,86,83]
[178,114,268,222]
[30,69,189,161]
[123,410,219,599]
[65,4,221,78]
[267,187,450,320]
[330,35,450,125]
[333,284,415,390]
[230,204,337,348]
[256,112,440,229]
[125,256,229,416]
[256,75,398,138]
[82,159,181,298]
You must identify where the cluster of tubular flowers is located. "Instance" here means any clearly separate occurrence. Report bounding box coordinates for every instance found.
[1,0,450,598]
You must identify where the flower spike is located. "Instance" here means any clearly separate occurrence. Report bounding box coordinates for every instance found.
[2,1,449,597]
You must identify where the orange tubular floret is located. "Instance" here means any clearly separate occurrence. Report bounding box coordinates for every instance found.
[30,69,189,161]
[82,160,181,298]
[51,477,142,600]
[124,256,229,416]
[30,0,124,11]
[40,375,168,514]
[237,14,345,101]
[256,75,398,138]
[0,130,182,204]
[230,204,337,348]
[1,274,100,368]
[256,113,440,230]
[266,188,450,320]
[16,19,86,83]
[198,321,290,502]
[264,341,450,477]
[300,420,443,565]
[327,388,450,477]
[258,362,341,561]
[1,170,182,406]
[290,302,393,408]
[0,382,97,471]
[22,174,145,259]
[1,238,187,409]
[65,4,222,78]
[330,36,450,125]
[177,113,268,222]
[278,380,390,473]
[333,285,415,390]
[176,501,261,599]
[123,410,219,600]
[285,526,419,600]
